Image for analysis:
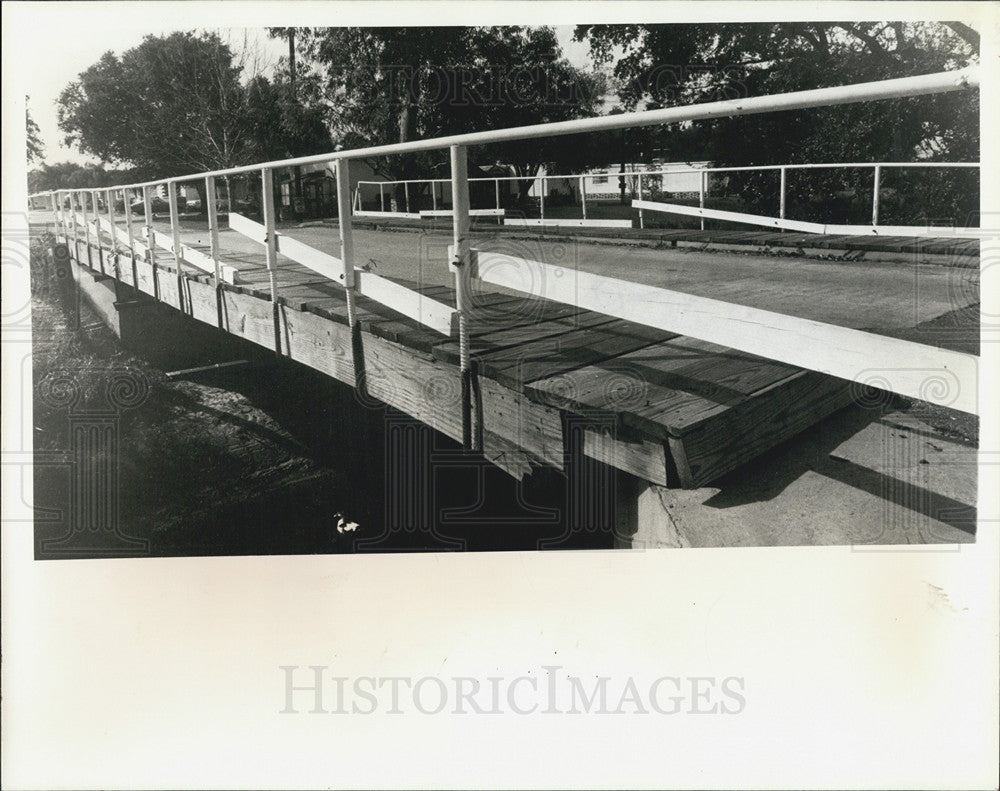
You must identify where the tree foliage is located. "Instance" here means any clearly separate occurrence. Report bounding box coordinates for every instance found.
[291,26,603,201]
[57,30,332,211]
[28,161,133,194]
[26,100,45,165]
[575,22,979,222]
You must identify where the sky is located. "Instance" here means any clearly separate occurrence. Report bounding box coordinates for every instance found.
[26,24,594,168]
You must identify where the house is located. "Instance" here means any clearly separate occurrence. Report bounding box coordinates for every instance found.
[533,160,712,202]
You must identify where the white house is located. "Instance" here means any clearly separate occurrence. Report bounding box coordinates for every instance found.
[533,161,711,201]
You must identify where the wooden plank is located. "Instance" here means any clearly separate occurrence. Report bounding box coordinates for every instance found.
[473,318,671,389]
[432,311,616,367]
[86,252,558,475]
[670,370,855,487]
[634,198,982,239]
[582,424,671,487]
[526,335,793,438]
[476,251,979,415]
[477,375,565,471]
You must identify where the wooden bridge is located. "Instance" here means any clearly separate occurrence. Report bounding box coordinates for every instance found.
[33,66,981,528]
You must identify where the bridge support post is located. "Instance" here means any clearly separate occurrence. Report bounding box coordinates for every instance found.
[613,473,687,549]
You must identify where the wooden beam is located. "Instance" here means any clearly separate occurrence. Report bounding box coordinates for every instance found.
[474,251,979,415]
[228,211,457,336]
[669,370,855,487]
[75,251,555,478]
[633,198,981,239]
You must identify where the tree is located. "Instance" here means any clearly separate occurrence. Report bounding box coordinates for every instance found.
[57,31,330,211]
[574,22,979,223]
[291,26,603,207]
[26,100,45,165]
[28,161,134,195]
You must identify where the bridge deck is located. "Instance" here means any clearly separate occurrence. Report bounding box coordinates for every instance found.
[67,225,900,487]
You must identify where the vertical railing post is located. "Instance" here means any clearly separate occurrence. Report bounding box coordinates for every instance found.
[404,181,410,214]
[62,191,71,243]
[62,192,69,250]
[75,191,83,248]
[335,158,366,390]
[540,175,546,221]
[495,178,501,214]
[143,185,158,300]
[104,188,116,277]
[122,189,135,257]
[167,181,184,311]
[69,192,79,258]
[81,190,101,269]
[379,182,385,213]
[872,164,882,227]
[432,179,438,212]
[122,188,138,289]
[91,190,105,272]
[637,173,645,229]
[779,166,787,232]
[205,175,223,327]
[450,144,476,451]
[699,170,706,231]
[83,191,94,268]
[580,176,587,220]
[261,168,282,356]
[49,192,60,240]
[335,160,357,326]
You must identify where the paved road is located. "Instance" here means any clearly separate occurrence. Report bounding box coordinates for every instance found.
[234,221,975,334]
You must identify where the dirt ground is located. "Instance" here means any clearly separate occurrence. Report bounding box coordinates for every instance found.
[30,235,612,556]
[30,236,357,557]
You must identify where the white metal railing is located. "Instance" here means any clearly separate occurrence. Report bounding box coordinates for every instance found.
[34,66,981,450]
[352,160,979,229]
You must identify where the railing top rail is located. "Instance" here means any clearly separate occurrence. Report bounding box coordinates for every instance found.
[32,66,978,197]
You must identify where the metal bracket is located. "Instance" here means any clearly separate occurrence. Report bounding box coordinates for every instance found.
[447,244,478,278]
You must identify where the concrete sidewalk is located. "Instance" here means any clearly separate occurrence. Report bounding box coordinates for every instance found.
[616,405,977,548]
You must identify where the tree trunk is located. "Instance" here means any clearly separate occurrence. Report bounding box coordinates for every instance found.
[191,180,209,217]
